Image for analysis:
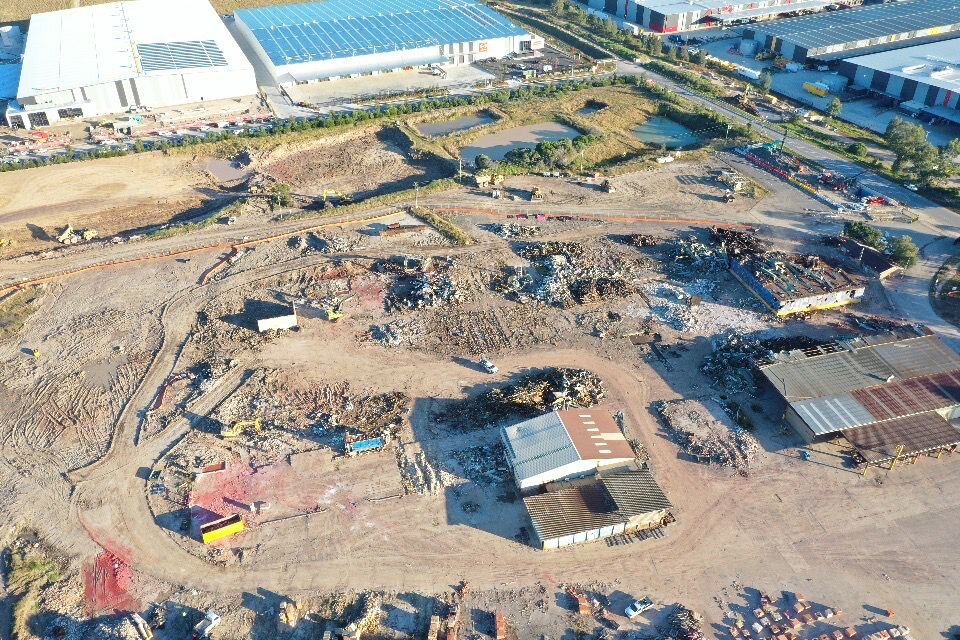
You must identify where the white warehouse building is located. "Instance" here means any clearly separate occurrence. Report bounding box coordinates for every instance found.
[234,0,542,86]
[6,0,258,130]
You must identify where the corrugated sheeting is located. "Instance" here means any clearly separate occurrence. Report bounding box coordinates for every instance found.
[523,463,669,541]
[235,0,527,66]
[843,411,960,464]
[759,334,960,401]
[600,465,671,517]
[503,412,579,485]
[524,483,621,541]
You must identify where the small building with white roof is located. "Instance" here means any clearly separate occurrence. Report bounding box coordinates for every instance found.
[501,407,635,492]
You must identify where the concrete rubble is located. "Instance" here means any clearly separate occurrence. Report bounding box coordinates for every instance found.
[381,256,461,312]
[654,399,760,475]
[484,223,542,239]
[638,280,768,336]
[702,333,827,394]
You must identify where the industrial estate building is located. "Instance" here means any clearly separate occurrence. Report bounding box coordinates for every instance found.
[759,327,960,467]
[522,462,671,550]
[742,0,960,63]
[502,408,635,492]
[581,0,848,34]
[5,0,257,130]
[235,0,539,85]
[837,40,960,125]
[730,253,866,316]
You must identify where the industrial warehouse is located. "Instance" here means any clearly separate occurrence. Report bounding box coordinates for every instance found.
[582,0,853,33]
[5,0,257,129]
[760,327,960,468]
[837,40,960,125]
[741,0,960,63]
[234,0,540,85]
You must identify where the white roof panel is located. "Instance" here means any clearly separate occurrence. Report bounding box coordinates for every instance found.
[18,0,253,99]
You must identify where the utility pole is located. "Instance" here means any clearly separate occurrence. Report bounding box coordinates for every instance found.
[414,181,420,209]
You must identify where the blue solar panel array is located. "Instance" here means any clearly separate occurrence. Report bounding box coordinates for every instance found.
[236,0,528,66]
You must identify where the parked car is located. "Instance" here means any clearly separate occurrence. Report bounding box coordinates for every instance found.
[479,359,498,374]
[905,183,918,192]
[625,597,654,619]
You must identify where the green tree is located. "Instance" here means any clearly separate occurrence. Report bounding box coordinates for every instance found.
[474,153,493,170]
[551,0,567,15]
[667,45,678,61]
[827,97,842,118]
[759,70,773,94]
[846,141,868,157]
[133,139,145,153]
[888,235,919,268]
[693,48,707,65]
[270,182,292,208]
[843,221,884,249]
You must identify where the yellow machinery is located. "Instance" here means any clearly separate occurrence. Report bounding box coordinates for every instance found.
[321,189,353,205]
[220,419,262,439]
[324,294,356,322]
[200,514,245,544]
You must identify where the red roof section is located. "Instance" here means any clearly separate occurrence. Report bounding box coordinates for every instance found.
[557,408,634,461]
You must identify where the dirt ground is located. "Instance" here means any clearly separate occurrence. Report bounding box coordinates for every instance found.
[1,96,959,640]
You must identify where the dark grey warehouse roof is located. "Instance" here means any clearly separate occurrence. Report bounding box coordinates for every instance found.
[746,0,960,50]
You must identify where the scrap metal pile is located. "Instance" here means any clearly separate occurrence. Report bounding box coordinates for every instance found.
[615,233,661,248]
[654,399,760,474]
[702,333,829,394]
[485,223,542,239]
[446,368,605,430]
[380,255,461,312]
[670,227,767,273]
[662,604,705,640]
[504,241,635,307]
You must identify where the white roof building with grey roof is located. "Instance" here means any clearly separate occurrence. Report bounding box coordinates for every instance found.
[501,408,635,491]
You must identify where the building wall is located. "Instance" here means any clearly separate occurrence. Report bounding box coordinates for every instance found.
[784,406,819,442]
[540,522,625,550]
[775,287,865,316]
[515,459,601,492]
[625,509,667,531]
[237,17,531,85]
[839,60,960,113]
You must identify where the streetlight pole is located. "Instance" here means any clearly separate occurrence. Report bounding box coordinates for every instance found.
[414,181,419,209]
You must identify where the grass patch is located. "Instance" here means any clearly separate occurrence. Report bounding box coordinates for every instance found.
[0,288,43,339]
[409,206,474,246]
[8,545,64,640]
[283,177,459,223]
[145,199,244,240]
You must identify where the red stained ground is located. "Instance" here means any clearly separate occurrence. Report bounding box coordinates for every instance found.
[82,552,139,615]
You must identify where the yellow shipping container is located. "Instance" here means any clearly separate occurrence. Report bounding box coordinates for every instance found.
[201,513,245,544]
[803,82,829,97]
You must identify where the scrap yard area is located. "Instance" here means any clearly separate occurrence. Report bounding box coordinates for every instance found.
[1,80,959,640]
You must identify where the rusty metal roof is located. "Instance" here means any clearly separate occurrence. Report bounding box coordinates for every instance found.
[558,409,635,461]
[523,463,670,540]
[843,412,960,464]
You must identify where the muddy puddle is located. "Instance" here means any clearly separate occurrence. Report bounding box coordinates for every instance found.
[634,116,700,149]
[461,122,580,164]
[416,111,497,137]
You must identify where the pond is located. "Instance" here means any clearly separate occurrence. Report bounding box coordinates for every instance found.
[203,158,250,182]
[633,116,701,149]
[461,122,581,164]
[416,111,497,137]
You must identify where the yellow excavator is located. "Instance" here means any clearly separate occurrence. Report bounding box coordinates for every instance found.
[220,419,262,439]
[324,294,356,322]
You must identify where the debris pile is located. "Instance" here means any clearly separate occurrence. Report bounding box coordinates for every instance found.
[665,604,705,640]
[512,241,635,307]
[56,224,99,245]
[452,442,509,485]
[381,256,461,312]
[639,281,767,335]
[396,440,454,495]
[485,223,542,239]
[709,226,765,257]
[617,233,660,247]
[702,333,829,393]
[445,368,605,430]
[654,399,760,474]
[671,235,727,272]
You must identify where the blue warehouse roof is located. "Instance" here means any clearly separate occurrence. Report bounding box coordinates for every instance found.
[236,0,528,66]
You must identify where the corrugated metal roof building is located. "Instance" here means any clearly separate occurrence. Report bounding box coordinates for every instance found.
[235,0,539,85]
[523,462,671,550]
[6,0,257,130]
[742,0,960,63]
[759,327,960,463]
[502,408,635,492]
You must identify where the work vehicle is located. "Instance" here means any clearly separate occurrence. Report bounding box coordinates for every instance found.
[625,597,654,619]
[480,359,498,374]
[324,294,356,322]
[192,610,221,639]
[220,419,262,439]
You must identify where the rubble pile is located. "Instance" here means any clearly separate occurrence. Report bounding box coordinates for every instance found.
[702,333,829,393]
[709,226,765,257]
[486,368,605,414]
[511,241,636,307]
[654,400,760,474]
[381,256,461,312]
[617,233,660,247]
[396,440,454,495]
[485,223,542,239]
[671,235,727,272]
[640,281,767,335]
[452,443,509,485]
[664,604,706,640]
